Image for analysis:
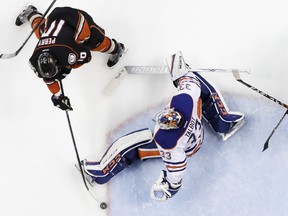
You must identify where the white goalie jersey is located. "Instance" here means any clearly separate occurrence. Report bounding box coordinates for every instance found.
[153,72,204,184]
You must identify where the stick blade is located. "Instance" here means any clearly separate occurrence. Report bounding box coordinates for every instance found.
[262,140,269,152]
[0,52,17,59]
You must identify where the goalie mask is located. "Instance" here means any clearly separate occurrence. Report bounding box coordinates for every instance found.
[156,108,183,130]
[37,52,59,79]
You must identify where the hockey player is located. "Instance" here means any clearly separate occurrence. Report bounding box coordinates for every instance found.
[15,5,126,111]
[81,52,245,201]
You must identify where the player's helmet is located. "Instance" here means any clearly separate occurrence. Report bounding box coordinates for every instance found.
[156,108,183,130]
[37,52,59,79]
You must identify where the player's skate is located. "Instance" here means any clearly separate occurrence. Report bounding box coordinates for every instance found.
[220,113,245,141]
[107,40,126,68]
[15,5,38,26]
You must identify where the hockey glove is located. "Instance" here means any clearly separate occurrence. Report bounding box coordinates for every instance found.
[51,94,73,111]
[151,170,182,201]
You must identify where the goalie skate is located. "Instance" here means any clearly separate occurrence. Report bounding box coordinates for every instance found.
[220,118,245,141]
[74,163,95,187]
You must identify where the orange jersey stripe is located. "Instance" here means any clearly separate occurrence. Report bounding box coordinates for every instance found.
[46,81,60,94]
[186,139,203,157]
[91,36,111,52]
[166,162,187,170]
[138,149,161,160]
[197,97,202,119]
[31,17,46,39]
[74,12,91,44]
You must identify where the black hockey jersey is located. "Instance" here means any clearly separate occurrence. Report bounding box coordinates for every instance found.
[29,7,93,76]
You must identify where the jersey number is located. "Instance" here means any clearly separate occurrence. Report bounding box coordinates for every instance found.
[41,20,65,37]
[160,150,172,160]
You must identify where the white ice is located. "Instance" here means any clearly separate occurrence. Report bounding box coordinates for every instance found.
[0,0,287,216]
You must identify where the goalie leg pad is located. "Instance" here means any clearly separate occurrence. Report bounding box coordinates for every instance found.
[83,128,154,184]
[194,72,245,137]
[83,156,130,184]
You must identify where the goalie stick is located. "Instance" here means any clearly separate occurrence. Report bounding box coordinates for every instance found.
[123,65,251,75]
[103,65,250,95]
[0,0,57,59]
[232,70,288,151]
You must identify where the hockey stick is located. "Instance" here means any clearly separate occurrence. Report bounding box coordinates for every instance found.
[232,70,288,151]
[262,110,288,152]
[102,66,250,95]
[59,81,89,191]
[0,0,57,59]
[232,70,288,109]
[59,81,108,209]
[124,65,251,75]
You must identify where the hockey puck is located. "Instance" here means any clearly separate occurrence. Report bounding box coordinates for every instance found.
[100,202,107,209]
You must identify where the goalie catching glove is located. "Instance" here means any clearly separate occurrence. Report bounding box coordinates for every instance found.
[151,170,182,201]
[51,94,73,111]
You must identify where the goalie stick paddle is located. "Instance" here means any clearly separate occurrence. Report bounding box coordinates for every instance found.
[232,70,288,151]
[124,66,251,74]
[0,0,57,59]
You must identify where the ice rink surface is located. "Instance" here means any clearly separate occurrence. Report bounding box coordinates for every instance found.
[0,0,287,216]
